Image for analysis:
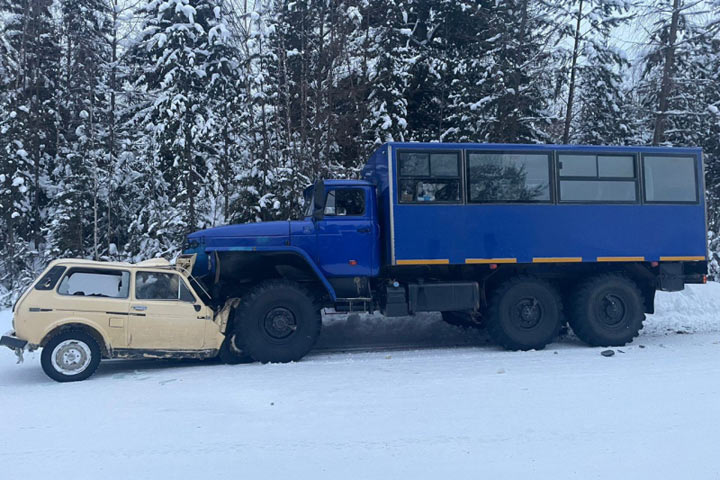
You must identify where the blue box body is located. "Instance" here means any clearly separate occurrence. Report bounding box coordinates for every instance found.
[362,143,707,267]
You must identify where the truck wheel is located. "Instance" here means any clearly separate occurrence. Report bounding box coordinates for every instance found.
[486,276,563,351]
[41,330,101,382]
[569,274,645,347]
[234,280,321,363]
[441,311,483,329]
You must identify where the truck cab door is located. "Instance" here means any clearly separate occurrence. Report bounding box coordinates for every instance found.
[315,186,379,279]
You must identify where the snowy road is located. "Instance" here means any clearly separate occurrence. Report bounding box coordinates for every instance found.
[1,285,720,479]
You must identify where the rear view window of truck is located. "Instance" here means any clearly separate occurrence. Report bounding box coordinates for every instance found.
[558,154,637,203]
[643,155,698,203]
[57,269,130,298]
[398,151,461,203]
[467,152,551,203]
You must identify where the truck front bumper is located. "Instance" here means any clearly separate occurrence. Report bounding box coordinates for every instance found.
[1,334,28,363]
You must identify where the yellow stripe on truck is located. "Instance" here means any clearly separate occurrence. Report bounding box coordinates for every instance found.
[597,256,645,262]
[659,256,706,261]
[532,257,583,263]
[396,259,450,265]
[465,258,517,264]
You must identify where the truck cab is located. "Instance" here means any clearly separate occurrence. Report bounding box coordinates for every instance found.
[291,180,380,295]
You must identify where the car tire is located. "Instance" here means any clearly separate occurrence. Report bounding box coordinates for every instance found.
[441,311,483,329]
[486,276,563,351]
[218,331,254,365]
[41,330,101,382]
[569,274,645,347]
[234,280,322,363]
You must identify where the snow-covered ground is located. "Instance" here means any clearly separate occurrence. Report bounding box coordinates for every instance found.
[1,284,720,479]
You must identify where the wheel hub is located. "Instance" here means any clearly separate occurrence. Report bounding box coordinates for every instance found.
[51,340,91,375]
[600,294,626,326]
[263,307,297,340]
[514,298,542,329]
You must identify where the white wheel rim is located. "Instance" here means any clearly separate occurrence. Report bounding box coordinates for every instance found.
[51,340,92,376]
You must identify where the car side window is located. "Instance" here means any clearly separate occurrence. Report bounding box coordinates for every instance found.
[135,271,195,302]
[57,269,130,298]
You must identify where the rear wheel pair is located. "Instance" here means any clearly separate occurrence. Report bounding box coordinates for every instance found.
[486,274,645,350]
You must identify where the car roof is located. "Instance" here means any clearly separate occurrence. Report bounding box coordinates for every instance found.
[50,258,173,270]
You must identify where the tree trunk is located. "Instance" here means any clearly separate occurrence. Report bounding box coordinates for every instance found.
[652,0,681,146]
[562,0,583,145]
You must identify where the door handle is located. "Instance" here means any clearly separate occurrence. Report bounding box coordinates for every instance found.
[132,305,147,311]
[357,227,371,234]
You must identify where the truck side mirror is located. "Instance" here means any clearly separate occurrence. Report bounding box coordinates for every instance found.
[312,180,325,221]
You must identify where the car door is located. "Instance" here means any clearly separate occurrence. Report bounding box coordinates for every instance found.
[128,270,208,351]
[315,187,376,277]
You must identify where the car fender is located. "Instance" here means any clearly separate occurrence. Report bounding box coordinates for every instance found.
[40,317,113,355]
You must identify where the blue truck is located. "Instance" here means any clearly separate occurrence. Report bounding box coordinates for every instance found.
[184,142,708,363]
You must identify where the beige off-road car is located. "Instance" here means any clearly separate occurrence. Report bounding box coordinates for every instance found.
[0,255,246,382]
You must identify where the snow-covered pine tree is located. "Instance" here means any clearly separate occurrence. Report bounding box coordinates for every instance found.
[226,1,287,223]
[0,0,61,302]
[404,0,488,142]
[544,0,632,144]
[573,42,633,146]
[47,0,113,260]
[360,0,413,149]
[131,0,232,252]
[481,0,556,143]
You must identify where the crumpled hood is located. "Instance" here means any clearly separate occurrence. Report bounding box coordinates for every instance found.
[188,221,291,250]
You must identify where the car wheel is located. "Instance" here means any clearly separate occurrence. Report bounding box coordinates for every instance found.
[218,331,254,364]
[41,330,101,382]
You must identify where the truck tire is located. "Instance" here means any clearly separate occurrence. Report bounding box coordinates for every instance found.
[486,276,563,351]
[441,311,483,329]
[41,330,101,382]
[234,280,321,363]
[569,274,645,347]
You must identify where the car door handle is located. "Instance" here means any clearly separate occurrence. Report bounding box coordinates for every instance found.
[132,305,147,311]
[357,227,371,234]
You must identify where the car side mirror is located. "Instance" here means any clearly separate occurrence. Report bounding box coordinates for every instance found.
[312,180,325,221]
[193,304,201,312]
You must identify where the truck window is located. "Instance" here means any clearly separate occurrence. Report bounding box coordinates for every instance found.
[57,269,130,298]
[136,272,195,302]
[398,151,461,203]
[643,155,698,203]
[558,154,637,202]
[467,152,550,203]
[324,189,365,216]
